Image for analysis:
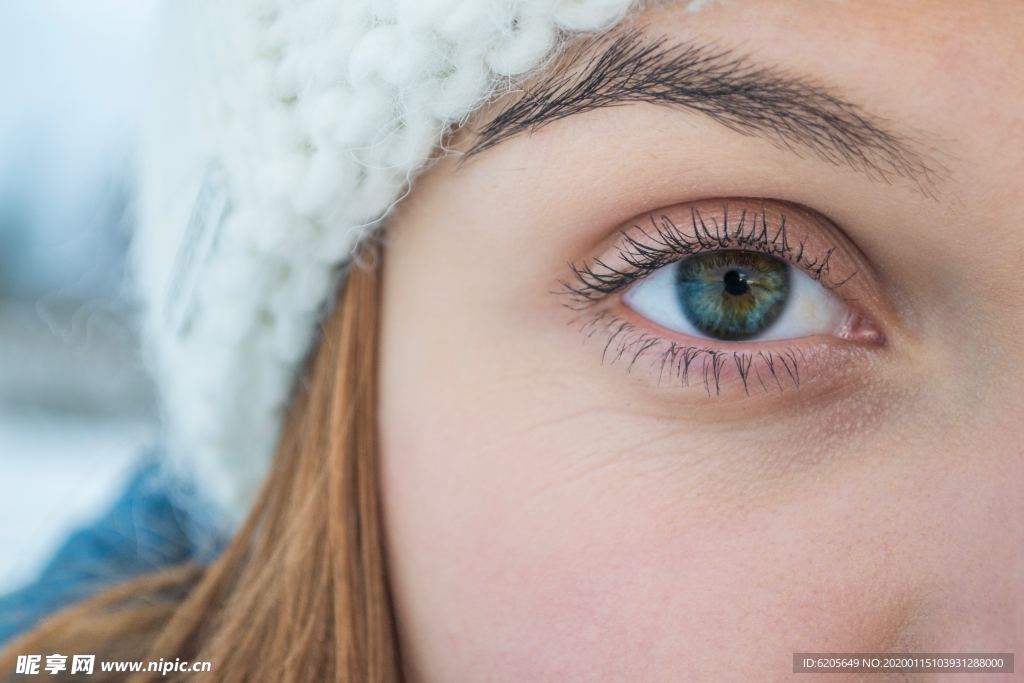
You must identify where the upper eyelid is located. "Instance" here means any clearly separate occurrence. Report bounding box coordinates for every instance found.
[559,202,859,310]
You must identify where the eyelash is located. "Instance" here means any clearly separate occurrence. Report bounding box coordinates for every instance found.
[558,203,866,396]
[578,310,807,395]
[561,204,856,310]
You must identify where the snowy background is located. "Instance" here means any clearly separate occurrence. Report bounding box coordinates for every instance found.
[0,1,159,592]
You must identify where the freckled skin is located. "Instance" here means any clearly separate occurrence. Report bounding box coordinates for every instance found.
[379,2,1024,680]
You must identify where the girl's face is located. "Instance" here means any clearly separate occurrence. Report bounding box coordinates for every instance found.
[379,1,1023,679]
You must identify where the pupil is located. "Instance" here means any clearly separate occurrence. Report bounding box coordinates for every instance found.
[723,270,748,296]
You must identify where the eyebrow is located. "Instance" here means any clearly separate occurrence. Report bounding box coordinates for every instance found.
[466,31,943,197]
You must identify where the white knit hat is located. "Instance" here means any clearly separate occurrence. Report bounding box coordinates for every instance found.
[134,0,638,528]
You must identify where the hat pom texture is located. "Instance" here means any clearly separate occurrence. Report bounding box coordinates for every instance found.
[135,0,637,527]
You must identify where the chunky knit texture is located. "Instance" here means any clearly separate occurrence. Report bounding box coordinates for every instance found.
[135,0,638,527]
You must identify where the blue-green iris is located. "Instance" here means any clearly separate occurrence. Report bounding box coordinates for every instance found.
[675,250,790,341]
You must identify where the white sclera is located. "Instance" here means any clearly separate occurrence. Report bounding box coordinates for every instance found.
[622,257,847,342]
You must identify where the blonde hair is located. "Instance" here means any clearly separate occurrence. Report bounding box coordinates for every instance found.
[0,256,401,682]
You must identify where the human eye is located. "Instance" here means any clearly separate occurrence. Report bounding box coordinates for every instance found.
[625,249,846,343]
[560,199,887,396]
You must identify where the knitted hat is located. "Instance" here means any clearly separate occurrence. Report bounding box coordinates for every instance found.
[135,0,639,528]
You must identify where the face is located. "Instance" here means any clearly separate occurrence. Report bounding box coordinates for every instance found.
[379,1,1024,680]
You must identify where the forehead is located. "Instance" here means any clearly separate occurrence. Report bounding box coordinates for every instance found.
[657,0,1021,62]
[745,1,1021,209]
[642,0,1023,149]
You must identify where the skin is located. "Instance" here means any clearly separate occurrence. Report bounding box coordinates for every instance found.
[378,1,1024,680]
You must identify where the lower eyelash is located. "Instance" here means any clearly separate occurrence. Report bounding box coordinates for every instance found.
[580,310,806,395]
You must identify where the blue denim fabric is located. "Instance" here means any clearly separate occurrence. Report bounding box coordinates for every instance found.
[0,452,227,646]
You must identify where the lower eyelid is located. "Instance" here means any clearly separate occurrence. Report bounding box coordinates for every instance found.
[576,307,881,400]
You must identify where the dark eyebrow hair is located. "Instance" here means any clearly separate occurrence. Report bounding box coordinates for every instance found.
[466,31,943,196]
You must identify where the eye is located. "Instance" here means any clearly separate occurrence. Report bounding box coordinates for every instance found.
[560,200,887,396]
[623,249,849,343]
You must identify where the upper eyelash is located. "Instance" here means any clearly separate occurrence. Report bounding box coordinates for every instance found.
[559,203,857,309]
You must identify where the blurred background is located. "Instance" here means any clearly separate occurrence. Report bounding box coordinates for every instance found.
[0,0,159,592]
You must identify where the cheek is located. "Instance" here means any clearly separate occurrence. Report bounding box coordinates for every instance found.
[377,239,1023,679]
[376,165,1024,681]
[379,385,952,681]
